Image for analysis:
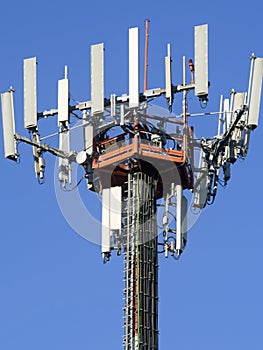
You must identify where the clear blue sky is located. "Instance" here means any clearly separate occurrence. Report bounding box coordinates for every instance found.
[0,1,263,349]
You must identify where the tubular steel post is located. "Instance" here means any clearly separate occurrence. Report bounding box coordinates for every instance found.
[182,56,189,163]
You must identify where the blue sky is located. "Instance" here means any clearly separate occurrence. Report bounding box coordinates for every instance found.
[0,1,263,349]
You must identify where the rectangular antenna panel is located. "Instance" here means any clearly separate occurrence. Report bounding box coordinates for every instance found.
[165,46,172,102]
[101,186,122,254]
[58,78,69,124]
[224,98,230,132]
[102,188,111,254]
[83,123,94,156]
[110,94,116,117]
[24,57,37,129]
[194,150,208,208]
[232,92,245,123]
[129,27,139,108]
[233,92,245,112]
[194,24,208,97]
[247,57,263,129]
[1,91,17,159]
[91,43,104,115]
[176,184,183,252]
[110,186,122,230]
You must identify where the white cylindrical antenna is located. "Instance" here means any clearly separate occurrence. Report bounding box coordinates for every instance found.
[64,65,68,79]
[24,57,38,130]
[167,43,171,57]
[229,89,235,125]
[246,53,256,107]
[129,27,139,108]
[1,88,18,160]
[247,57,263,129]
[165,43,173,109]
[182,55,186,86]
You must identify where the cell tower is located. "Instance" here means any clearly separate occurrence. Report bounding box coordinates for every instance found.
[1,22,263,349]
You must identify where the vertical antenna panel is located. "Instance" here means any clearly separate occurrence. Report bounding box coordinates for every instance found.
[58,78,69,124]
[176,184,183,252]
[224,98,230,132]
[165,43,173,106]
[232,92,245,123]
[83,123,94,156]
[247,57,263,129]
[233,92,245,112]
[91,43,104,115]
[194,150,208,209]
[110,94,116,117]
[1,90,17,159]
[102,188,111,254]
[110,186,122,230]
[182,195,188,247]
[129,27,139,108]
[194,24,208,97]
[217,94,224,136]
[24,57,37,129]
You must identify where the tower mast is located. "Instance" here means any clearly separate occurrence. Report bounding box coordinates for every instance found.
[1,22,262,350]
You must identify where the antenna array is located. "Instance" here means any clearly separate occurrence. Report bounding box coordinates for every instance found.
[1,22,262,350]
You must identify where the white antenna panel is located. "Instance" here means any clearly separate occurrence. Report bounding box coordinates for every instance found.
[217,94,224,136]
[165,43,172,102]
[101,186,122,254]
[129,27,139,108]
[24,57,37,129]
[247,57,263,129]
[110,186,122,231]
[232,92,245,123]
[91,43,104,115]
[83,123,94,156]
[110,94,116,117]
[58,77,69,124]
[233,92,245,112]
[176,184,183,252]
[194,150,208,208]
[194,24,208,97]
[1,90,17,159]
[224,98,230,132]
[102,187,111,254]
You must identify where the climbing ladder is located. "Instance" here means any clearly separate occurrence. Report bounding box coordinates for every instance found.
[123,172,159,350]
